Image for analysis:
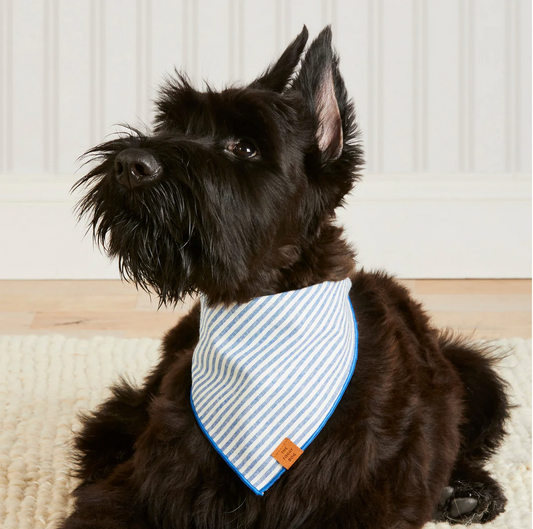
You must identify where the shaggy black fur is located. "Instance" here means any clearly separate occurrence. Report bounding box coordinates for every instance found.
[62,27,510,529]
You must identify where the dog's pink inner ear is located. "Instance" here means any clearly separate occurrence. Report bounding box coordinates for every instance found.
[316,68,343,161]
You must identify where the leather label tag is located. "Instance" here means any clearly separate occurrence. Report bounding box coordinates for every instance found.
[271,438,304,469]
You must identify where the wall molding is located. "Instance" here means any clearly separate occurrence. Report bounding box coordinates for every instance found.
[2,0,530,175]
[0,173,530,279]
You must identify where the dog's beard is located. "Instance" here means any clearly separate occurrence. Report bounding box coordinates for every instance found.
[74,126,345,305]
[75,138,201,306]
[74,135,279,305]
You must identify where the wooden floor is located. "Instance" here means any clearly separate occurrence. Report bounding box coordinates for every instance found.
[0,279,530,340]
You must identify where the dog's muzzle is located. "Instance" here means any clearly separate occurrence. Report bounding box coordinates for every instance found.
[114,148,162,189]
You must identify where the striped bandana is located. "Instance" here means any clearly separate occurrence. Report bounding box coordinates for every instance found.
[190,278,358,495]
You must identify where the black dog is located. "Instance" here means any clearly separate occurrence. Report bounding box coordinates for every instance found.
[63,27,510,529]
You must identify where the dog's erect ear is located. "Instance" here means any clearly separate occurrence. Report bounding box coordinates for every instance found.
[293,26,344,162]
[249,26,308,92]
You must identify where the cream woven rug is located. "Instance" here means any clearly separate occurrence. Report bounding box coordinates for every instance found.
[0,335,530,529]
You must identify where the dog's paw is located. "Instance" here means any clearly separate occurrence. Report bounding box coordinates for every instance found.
[433,479,507,525]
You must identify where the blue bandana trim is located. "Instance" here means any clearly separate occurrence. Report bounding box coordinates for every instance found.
[191,278,358,495]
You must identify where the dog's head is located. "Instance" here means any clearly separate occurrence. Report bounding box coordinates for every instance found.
[75,27,363,305]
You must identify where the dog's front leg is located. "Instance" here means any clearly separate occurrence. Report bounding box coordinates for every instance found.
[73,303,201,485]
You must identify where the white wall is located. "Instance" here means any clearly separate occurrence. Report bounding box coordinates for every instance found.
[0,0,531,278]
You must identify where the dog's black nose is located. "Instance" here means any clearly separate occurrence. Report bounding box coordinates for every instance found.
[114,148,162,189]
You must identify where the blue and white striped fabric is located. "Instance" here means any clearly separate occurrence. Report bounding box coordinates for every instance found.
[190,278,358,495]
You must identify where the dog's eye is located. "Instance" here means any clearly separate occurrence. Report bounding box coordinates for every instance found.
[230,140,258,159]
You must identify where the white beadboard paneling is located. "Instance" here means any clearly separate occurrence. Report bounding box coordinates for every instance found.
[58,0,91,174]
[321,0,337,38]
[11,0,46,172]
[365,0,381,173]
[181,0,199,84]
[227,0,244,83]
[151,1,184,96]
[89,0,105,145]
[242,0,333,87]
[381,0,415,173]
[43,0,59,173]
[458,0,473,172]
[519,0,532,173]
[0,173,529,279]
[1,0,531,176]
[286,0,325,44]
[104,1,139,135]
[426,0,460,172]
[242,0,277,84]
[196,0,231,87]
[336,0,368,153]
[0,0,13,171]
[136,0,153,123]
[412,0,426,172]
[473,0,506,173]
